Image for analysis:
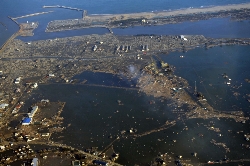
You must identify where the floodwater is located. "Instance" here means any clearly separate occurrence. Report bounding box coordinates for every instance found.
[27,45,250,164]
[160,45,250,112]
[1,0,250,165]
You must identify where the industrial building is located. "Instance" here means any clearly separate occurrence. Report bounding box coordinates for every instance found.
[0,103,8,109]
[22,117,32,125]
[31,158,39,166]
[28,106,38,118]
[72,160,81,166]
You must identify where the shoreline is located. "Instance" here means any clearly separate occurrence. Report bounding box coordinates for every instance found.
[86,2,250,20]
[46,3,250,32]
[0,3,250,165]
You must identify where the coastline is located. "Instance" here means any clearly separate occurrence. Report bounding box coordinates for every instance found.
[86,2,250,20]
[0,2,250,166]
[46,3,250,32]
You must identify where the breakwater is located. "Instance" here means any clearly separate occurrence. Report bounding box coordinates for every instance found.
[0,17,20,55]
[43,5,83,11]
[11,11,53,20]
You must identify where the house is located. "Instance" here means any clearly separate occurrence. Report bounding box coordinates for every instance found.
[31,83,38,88]
[92,45,97,51]
[22,117,32,125]
[180,35,188,41]
[41,99,49,103]
[15,77,21,84]
[41,133,50,137]
[48,74,55,77]
[0,145,5,150]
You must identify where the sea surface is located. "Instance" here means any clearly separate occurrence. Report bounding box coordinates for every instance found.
[1,0,250,45]
[1,0,250,165]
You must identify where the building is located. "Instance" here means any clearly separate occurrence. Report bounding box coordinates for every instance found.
[0,103,8,109]
[28,106,38,118]
[176,160,183,166]
[180,35,188,41]
[31,158,39,166]
[93,160,108,166]
[48,74,55,77]
[31,83,38,88]
[22,117,32,125]
[15,77,21,84]
[72,160,81,166]
[93,45,97,51]
[41,99,49,103]
[0,145,5,150]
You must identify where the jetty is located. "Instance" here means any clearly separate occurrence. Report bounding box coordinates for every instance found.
[11,11,53,20]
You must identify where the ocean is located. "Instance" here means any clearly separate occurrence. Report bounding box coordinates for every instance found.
[1,0,250,45]
[1,0,250,165]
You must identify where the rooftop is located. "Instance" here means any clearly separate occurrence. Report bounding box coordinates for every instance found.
[22,117,32,125]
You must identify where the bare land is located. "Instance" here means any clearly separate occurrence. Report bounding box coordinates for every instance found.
[46,3,250,32]
[87,3,250,21]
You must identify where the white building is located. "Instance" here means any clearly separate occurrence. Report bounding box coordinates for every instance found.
[41,99,49,103]
[22,117,32,125]
[28,106,38,118]
[15,77,21,84]
[31,158,39,166]
[0,146,5,150]
[48,74,55,77]
[180,35,188,41]
[31,83,38,88]
[0,103,9,109]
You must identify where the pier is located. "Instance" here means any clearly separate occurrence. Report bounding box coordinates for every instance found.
[83,10,88,19]
[11,11,53,20]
